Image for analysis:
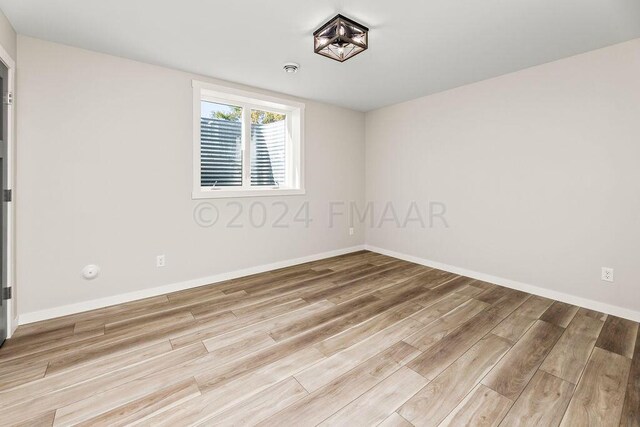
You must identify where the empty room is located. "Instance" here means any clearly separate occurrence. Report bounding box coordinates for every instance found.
[0,0,638,425]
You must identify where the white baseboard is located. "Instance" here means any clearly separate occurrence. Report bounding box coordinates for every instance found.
[19,243,640,326]
[18,245,366,325]
[365,245,640,323]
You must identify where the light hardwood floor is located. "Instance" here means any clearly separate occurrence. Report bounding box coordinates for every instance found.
[1,251,638,426]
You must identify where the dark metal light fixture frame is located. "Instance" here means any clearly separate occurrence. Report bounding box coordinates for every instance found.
[313,14,369,63]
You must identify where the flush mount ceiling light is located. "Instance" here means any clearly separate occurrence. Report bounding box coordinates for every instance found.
[313,14,369,62]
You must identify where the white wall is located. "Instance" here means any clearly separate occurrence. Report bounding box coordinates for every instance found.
[0,8,15,60]
[366,39,640,317]
[15,33,640,322]
[16,36,365,318]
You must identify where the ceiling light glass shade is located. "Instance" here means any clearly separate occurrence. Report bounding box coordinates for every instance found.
[313,14,369,62]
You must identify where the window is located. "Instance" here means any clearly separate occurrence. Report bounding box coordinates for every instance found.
[193,81,304,198]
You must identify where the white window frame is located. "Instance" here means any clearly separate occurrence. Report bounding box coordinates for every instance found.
[192,80,305,199]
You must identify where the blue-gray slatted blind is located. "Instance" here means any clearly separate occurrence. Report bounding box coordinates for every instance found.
[251,120,286,186]
[200,118,242,187]
[200,118,286,187]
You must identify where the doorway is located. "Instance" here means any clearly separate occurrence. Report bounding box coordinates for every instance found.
[0,60,6,345]
[0,49,13,347]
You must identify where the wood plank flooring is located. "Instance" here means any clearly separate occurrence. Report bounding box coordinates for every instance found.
[1,250,638,426]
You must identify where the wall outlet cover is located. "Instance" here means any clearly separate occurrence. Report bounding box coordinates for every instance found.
[601,267,614,282]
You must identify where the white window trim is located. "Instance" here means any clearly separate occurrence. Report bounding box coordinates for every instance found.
[192,80,305,199]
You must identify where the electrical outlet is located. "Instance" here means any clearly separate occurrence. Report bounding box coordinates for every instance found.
[601,267,613,282]
[349,227,354,236]
[157,255,166,268]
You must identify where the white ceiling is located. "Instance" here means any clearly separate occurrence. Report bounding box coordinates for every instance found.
[1,0,639,111]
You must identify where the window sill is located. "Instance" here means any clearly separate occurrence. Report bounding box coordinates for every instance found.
[192,188,306,199]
